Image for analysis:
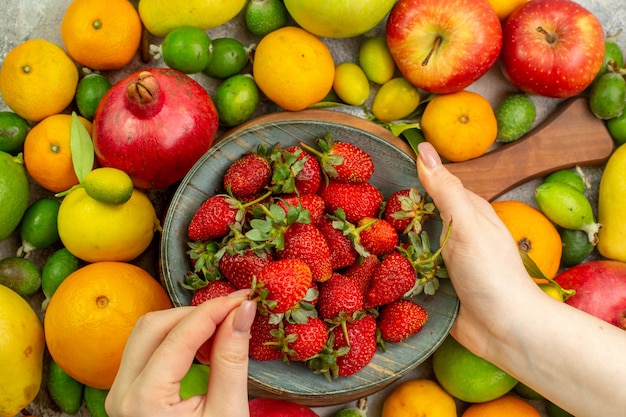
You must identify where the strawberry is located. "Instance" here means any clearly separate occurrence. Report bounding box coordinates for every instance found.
[190,280,237,306]
[277,222,333,283]
[267,145,320,195]
[377,299,428,344]
[223,151,272,199]
[365,251,416,308]
[249,314,282,361]
[317,273,363,320]
[248,398,320,417]
[331,314,377,377]
[254,259,313,314]
[357,217,398,256]
[318,180,383,223]
[283,145,322,194]
[343,254,379,297]
[382,188,437,235]
[218,247,274,290]
[317,217,357,270]
[300,134,374,183]
[187,194,240,242]
[182,240,223,290]
[281,317,329,361]
[276,193,326,226]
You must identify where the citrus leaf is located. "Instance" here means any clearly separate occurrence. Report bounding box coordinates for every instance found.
[70,111,94,183]
[519,250,547,279]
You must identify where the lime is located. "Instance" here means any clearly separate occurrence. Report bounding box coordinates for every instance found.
[47,360,84,414]
[589,72,626,120]
[41,248,81,310]
[18,197,61,256]
[333,62,370,106]
[371,77,421,123]
[545,400,574,417]
[75,73,112,120]
[203,37,249,79]
[607,110,626,146]
[432,335,518,403]
[0,151,30,241]
[161,26,213,74]
[213,74,260,127]
[83,167,134,205]
[495,93,536,142]
[543,169,586,194]
[0,256,41,297]
[180,363,210,399]
[245,0,288,37]
[83,386,109,417]
[559,227,595,267]
[359,36,396,85]
[0,111,30,154]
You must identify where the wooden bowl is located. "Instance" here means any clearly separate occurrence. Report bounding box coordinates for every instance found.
[160,109,459,407]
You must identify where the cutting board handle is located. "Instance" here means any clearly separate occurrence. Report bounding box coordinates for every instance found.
[445,96,615,201]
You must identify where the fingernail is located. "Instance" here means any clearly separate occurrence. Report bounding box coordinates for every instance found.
[233,300,257,335]
[228,288,252,298]
[417,142,441,169]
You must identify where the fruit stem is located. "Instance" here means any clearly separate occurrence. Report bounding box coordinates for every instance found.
[536,26,557,44]
[422,36,442,67]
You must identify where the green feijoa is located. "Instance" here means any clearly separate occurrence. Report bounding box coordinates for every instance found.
[161,26,213,74]
[18,197,61,256]
[607,111,626,146]
[534,181,600,245]
[48,360,85,414]
[213,74,260,127]
[593,35,624,83]
[332,407,367,417]
[245,0,288,37]
[545,400,574,417]
[83,386,109,417]
[75,73,112,120]
[41,248,81,310]
[180,363,210,400]
[559,227,595,267]
[0,111,30,154]
[0,256,41,297]
[0,151,30,241]
[543,169,586,194]
[203,38,249,79]
[495,93,536,142]
[589,72,626,120]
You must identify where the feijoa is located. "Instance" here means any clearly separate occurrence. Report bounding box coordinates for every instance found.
[18,197,61,256]
[593,34,624,83]
[495,94,536,142]
[0,256,41,297]
[245,0,288,37]
[607,111,626,146]
[0,111,30,154]
[48,360,84,414]
[543,169,587,194]
[559,227,595,267]
[41,248,81,310]
[203,38,249,79]
[213,74,260,127]
[589,72,626,120]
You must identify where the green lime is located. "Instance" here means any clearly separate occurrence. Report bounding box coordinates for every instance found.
[203,37,249,79]
[180,363,210,400]
[75,73,112,120]
[513,381,542,400]
[83,167,134,205]
[83,386,109,417]
[0,256,41,297]
[161,26,213,74]
[213,74,260,127]
[371,77,421,122]
[0,151,29,241]
[432,335,517,403]
[543,169,586,194]
[559,227,595,267]
[589,71,626,120]
[18,197,61,256]
[593,35,624,84]
[607,110,626,146]
[48,359,85,414]
[333,62,371,106]
[545,401,574,417]
[41,248,81,310]
[359,36,396,85]
[245,0,288,37]
[495,93,536,142]
[0,111,30,154]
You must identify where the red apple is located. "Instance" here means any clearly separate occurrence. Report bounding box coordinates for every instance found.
[249,398,320,417]
[500,0,605,98]
[385,0,502,95]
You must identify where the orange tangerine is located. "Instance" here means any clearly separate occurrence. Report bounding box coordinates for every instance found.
[492,200,562,280]
[486,0,530,20]
[44,261,172,389]
[462,393,541,417]
[61,0,142,70]
[382,379,457,417]
[23,113,92,193]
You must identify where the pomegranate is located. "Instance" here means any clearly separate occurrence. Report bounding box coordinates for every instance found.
[92,68,219,189]
[554,260,626,329]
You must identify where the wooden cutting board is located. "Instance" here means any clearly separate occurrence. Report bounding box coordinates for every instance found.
[227,96,614,202]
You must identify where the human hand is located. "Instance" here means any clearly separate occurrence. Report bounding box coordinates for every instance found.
[105,290,257,417]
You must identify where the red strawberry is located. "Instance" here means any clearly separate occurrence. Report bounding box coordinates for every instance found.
[365,251,416,308]
[276,193,326,225]
[318,180,383,223]
[248,398,320,417]
[332,314,377,377]
[357,217,399,256]
[187,194,241,241]
[343,254,379,297]
[282,317,329,361]
[277,222,333,283]
[218,248,274,290]
[254,259,313,314]
[223,152,272,199]
[284,145,322,194]
[382,187,436,235]
[377,299,428,344]
[190,280,237,306]
[317,273,363,320]
[300,134,374,183]
[318,218,358,270]
[249,314,282,361]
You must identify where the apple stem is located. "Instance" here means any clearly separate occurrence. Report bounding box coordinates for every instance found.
[536,26,557,44]
[422,36,443,67]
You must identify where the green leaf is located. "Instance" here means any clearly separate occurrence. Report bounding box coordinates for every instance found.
[519,250,548,280]
[70,111,94,183]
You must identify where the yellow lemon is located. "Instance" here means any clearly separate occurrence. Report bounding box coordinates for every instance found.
[57,187,160,262]
[0,39,78,122]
